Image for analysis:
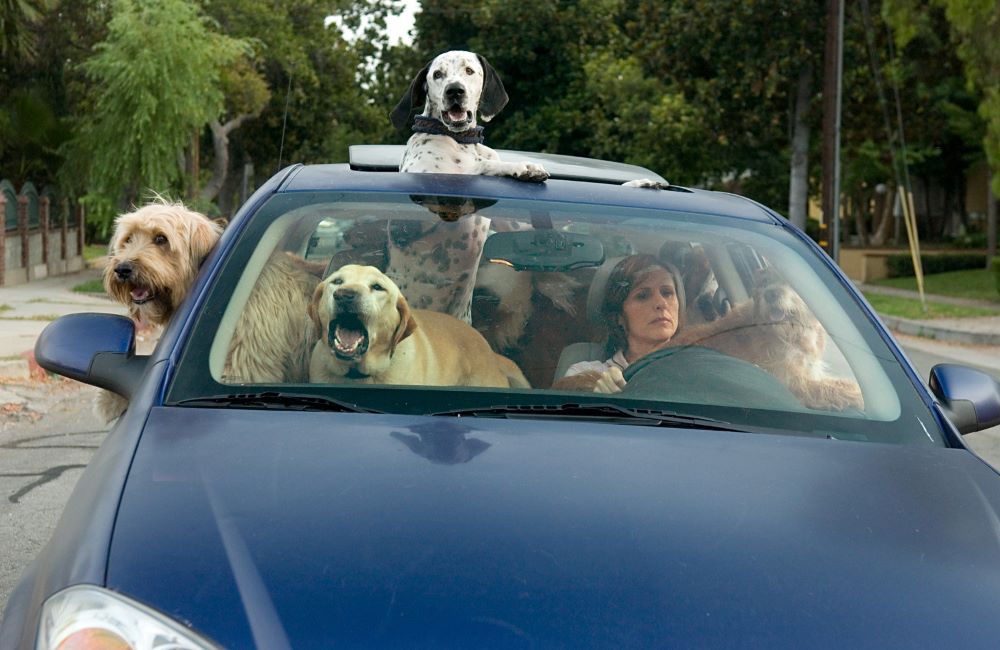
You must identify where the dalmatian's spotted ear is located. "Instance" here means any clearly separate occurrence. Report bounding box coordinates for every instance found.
[477,54,509,123]
[390,63,430,130]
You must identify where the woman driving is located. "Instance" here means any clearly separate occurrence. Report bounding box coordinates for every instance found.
[557,254,685,393]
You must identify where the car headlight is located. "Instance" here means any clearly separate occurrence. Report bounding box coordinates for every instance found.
[36,585,220,650]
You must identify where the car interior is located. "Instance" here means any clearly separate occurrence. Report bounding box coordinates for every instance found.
[195,192,919,430]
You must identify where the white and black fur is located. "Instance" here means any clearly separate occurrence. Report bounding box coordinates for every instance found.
[390,50,548,181]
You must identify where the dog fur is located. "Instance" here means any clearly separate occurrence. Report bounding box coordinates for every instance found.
[388,50,548,323]
[553,267,863,412]
[104,200,223,329]
[98,200,325,421]
[308,264,530,388]
[390,50,549,181]
[98,200,223,422]
[221,251,327,383]
[662,268,864,411]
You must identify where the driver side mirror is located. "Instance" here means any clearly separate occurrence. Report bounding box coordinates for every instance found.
[34,313,148,399]
[929,364,1000,434]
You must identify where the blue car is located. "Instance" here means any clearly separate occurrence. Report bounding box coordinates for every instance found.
[4,146,1000,649]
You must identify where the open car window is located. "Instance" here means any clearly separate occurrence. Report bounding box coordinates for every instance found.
[168,191,944,446]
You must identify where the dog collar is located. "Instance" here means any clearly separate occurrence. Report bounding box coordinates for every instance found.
[412,115,485,144]
[345,366,370,380]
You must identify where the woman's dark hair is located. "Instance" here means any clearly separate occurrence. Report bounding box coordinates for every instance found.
[602,254,685,357]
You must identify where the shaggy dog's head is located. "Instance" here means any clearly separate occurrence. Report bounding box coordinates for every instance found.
[309,265,418,378]
[104,200,223,327]
[751,268,826,359]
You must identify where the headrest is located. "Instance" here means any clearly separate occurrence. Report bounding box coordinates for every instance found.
[585,255,686,326]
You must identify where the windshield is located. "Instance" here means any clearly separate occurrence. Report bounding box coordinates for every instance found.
[167,190,942,445]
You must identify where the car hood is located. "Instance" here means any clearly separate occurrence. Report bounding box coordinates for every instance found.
[108,407,1000,648]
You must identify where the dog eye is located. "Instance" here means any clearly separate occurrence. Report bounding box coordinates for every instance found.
[433,70,444,80]
[371,283,386,292]
[465,67,474,75]
[332,278,343,285]
[153,234,168,246]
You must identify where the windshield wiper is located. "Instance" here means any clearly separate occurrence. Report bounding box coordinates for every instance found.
[431,402,752,432]
[175,391,382,413]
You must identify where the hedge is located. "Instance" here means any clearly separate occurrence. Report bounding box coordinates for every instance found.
[886,253,987,278]
[993,256,1000,296]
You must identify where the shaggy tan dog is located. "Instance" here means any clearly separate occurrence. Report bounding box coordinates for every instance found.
[664,268,864,411]
[97,200,223,422]
[222,251,326,383]
[104,200,223,330]
[558,269,864,412]
[309,264,530,388]
[98,200,325,421]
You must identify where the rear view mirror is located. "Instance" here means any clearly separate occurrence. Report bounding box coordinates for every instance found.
[483,230,604,271]
[34,313,147,399]
[929,364,1000,434]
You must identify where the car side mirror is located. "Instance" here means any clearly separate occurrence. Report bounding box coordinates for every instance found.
[929,364,1000,434]
[34,313,148,399]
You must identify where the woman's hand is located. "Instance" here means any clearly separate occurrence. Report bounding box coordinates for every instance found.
[593,366,626,394]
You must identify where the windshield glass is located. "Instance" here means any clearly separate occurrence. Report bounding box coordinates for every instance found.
[167,190,942,445]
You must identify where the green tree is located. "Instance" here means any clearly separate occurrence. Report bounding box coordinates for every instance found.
[63,0,251,231]
[0,0,54,59]
[201,0,399,214]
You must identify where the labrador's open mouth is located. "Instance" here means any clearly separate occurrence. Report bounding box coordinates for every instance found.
[329,314,369,361]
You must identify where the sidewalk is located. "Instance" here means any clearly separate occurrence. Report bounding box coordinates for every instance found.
[1,269,999,380]
[0,267,125,380]
[858,282,1000,346]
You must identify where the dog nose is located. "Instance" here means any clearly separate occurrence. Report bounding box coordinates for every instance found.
[445,83,465,101]
[114,262,133,280]
[334,287,358,302]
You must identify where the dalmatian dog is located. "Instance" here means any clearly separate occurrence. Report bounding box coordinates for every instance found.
[390,50,549,181]
[384,50,664,324]
[387,50,549,323]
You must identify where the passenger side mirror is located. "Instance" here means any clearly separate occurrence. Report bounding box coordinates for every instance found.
[929,364,1000,434]
[34,313,148,399]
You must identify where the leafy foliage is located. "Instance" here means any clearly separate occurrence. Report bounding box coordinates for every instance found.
[63,0,251,231]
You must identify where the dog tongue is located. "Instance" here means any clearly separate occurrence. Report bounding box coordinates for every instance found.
[130,287,151,301]
[335,325,365,352]
[448,108,466,122]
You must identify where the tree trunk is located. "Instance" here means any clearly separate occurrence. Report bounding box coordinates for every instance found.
[788,66,812,230]
[185,131,200,202]
[201,114,253,204]
[988,171,997,267]
[870,183,894,246]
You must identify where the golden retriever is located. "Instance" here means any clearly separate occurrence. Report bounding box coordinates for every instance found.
[308,264,530,388]
[555,268,863,412]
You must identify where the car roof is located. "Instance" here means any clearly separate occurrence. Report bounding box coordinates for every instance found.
[276,156,779,225]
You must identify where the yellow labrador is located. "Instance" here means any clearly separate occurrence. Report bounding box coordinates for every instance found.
[308,264,530,388]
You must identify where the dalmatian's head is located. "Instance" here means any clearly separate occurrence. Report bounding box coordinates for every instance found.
[390,50,509,132]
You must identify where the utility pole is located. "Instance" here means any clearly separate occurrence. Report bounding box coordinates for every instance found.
[820,0,844,262]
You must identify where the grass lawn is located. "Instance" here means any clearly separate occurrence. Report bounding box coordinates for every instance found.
[83,244,106,262]
[871,268,1000,304]
[862,292,1000,319]
[72,278,105,293]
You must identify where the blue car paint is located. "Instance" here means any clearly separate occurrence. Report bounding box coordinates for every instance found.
[0,359,170,650]
[6,162,999,648]
[102,407,1000,649]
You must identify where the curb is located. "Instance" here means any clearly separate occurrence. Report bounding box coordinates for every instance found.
[879,315,1000,346]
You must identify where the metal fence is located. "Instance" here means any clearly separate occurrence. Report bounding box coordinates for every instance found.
[0,179,86,286]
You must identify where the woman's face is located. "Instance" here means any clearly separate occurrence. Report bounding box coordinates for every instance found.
[620,266,679,356]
